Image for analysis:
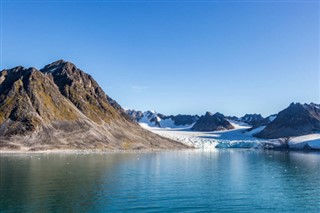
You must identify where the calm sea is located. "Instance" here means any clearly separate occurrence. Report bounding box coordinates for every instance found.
[1,150,319,212]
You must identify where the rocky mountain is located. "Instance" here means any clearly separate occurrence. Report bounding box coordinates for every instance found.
[239,114,264,126]
[226,113,276,127]
[191,112,234,131]
[225,115,239,121]
[126,110,199,128]
[253,114,277,127]
[0,60,189,151]
[255,103,320,139]
[126,110,144,122]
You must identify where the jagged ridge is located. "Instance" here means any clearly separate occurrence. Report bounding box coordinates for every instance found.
[126,109,199,128]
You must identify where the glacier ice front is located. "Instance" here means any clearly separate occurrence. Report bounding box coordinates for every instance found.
[140,118,320,151]
[215,141,262,149]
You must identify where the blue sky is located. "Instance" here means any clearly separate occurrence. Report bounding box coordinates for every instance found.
[1,0,319,116]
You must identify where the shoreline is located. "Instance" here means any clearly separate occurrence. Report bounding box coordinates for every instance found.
[2,125,319,153]
[1,147,320,154]
[0,148,196,154]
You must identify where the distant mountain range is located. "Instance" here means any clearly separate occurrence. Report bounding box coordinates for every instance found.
[125,110,199,128]
[0,60,188,151]
[126,110,274,131]
[127,102,320,139]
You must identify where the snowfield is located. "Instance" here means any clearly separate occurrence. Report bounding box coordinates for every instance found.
[141,121,320,150]
[142,121,267,150]
[289,134,320,150]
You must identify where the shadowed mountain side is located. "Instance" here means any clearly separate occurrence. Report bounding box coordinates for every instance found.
[192,112,234,131]
[255,103,320,139]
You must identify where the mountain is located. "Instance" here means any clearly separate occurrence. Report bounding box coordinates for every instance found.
[255,103,320,139]
[126,110,144,122]
[191,112,234,131]
[126,110,199,128]
[0,60,189,151]
[239,114,264,126]
[252,114,277,128]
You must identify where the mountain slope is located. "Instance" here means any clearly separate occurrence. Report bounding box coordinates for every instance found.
[0,60,189,151]
[191,112,234,131]
[255,103,320,139]
[239,114,264,126]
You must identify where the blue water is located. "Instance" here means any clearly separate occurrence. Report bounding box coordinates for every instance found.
[1,150,319,212]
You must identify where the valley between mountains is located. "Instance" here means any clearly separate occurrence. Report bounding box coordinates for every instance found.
[126,103,320,150]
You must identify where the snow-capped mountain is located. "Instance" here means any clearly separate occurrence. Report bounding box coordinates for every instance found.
[126,110,199,128]
[225,114,276,127]
[128,102,320,141]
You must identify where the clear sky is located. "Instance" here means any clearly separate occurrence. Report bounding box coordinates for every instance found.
[1,0,319,117]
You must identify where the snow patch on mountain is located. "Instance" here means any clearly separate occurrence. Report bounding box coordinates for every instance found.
[268,115,277,122]
[289,134,320,150]
[126,109,198,128]
[244,125,266,136]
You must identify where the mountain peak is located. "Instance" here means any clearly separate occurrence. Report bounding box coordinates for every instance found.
[256,102,320,138]
[213,112,224,117]
[192,111,233,131]
[2,66,25,73]
[0,60,188,150]
[205,112,213,116]
[47,59,71,66]
[289,102,302,107]
[41,59,77,74]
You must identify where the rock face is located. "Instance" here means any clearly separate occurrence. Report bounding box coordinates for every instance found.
[126,110,144,122]
[239,114,264,126]
[126,110,199,128]
[252,114,277,128]
[168,114,199,126]
[191,112,234,131]
[256,103,320,139]
[0,60,189,150]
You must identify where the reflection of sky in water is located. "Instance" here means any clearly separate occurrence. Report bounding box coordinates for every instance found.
[1,151,319,212]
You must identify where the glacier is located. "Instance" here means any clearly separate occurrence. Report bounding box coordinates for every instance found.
[141,120,320,150]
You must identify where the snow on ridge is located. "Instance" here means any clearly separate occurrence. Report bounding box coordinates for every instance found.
[138,113,194,129]
[134,110,197,129]
[244,126,266,136]
[159,118,186,129]
[47,67,59,73]
[228,120,251,128]
[139,116,157,127]
[269,115,277,122]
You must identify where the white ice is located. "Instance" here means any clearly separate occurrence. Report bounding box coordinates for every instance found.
[141,121,320,150]
[289,134,320,150]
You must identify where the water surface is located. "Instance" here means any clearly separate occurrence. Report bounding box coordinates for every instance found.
[1,150,319,212]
